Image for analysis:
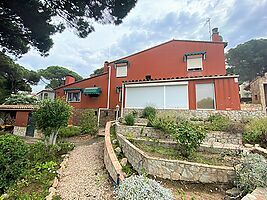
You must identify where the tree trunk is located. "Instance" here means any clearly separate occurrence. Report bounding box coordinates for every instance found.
[52,131,58,145]
[49,132,55,145]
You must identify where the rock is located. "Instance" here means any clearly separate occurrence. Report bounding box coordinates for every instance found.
[120,158,128,166]
[49,187,57,194]
[112,139,118,144]
[52,177,59,188]
[254,144,260,147]
[115,147,121,154]
[244,144,254,148]
[226,187,241,197]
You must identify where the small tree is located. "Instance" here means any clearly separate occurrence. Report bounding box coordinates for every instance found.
[33,99,72,145]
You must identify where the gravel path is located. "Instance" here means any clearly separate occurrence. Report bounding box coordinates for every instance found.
[57,137,114,200]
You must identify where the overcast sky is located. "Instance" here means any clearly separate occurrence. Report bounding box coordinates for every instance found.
[17,0,267,92]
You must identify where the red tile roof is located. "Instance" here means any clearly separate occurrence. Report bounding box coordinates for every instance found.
[0,104,37,110]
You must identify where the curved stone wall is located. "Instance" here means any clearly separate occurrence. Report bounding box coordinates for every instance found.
[117,133,235,183]
[103,121,125,183]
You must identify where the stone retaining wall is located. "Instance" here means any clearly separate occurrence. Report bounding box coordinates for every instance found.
[124,109,265,121]
[240,103,263,111]
[117,133,235,183]
[116,124,242,145]
[103,121,125,183]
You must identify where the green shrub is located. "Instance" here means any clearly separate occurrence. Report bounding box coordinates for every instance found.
[115,175,174,200]
[235,153,267,194]
[142,106,156,119]
[225,121,245,134]
[243,118,267,147]
[125,114,135,126]
[80,110,98,135]
[58,126,81,138]
[149,115,206,157]
[0,135,29,192]
[173,122,207,158]
[207,114,231,131]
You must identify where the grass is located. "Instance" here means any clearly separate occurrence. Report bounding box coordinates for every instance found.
[132,141,240,167]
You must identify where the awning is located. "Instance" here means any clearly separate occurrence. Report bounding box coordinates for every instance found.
[83,87,102,95]
[114,59,129,64]
[184,51,206,56]
[64,88,82,91]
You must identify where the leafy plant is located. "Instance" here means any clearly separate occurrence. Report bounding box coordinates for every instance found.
[58,126,81,138]
[33,98,72,145]
[172,122,207,158]
[124,114,135,126]
[115,175,174,200]
[80,110,98,135]
[0,134,29,193]
[142,106,156,119]
[235,153,267,194]
[207,114,231,132]
[243,118,267,147]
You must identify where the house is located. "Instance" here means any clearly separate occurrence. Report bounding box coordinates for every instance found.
[239,81,252,103]
[249,73,267,111]
[36,89,55,100]
[54,28,240,125]
[0,104,41,138]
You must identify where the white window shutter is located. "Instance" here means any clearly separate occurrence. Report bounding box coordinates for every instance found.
[116,65,127,77]
[187,57,203,70]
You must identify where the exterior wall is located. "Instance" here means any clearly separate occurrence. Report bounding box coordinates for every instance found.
[116,125,243,146]
[117,133,235,183]
[109,40,226,109]
[240,103,262,111]
[250,73,267,110]
[15,111,30,127]
[187,77,240,110]
[70,108,116,126]
[124,109,265,121]
[55,73,108,109]
[13,126,27,137]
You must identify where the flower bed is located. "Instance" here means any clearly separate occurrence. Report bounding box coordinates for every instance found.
[116,124,243,146]
[117,133,236,183]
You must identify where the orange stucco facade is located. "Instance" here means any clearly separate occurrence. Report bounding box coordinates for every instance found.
[55,37,240,111]
[15,111,30,127]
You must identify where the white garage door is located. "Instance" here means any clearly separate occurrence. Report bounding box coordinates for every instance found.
[125,82,188,109]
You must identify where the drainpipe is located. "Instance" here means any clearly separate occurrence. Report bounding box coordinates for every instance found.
[97,65,112,126]
[120,83,125,118]
[107,65,111,109]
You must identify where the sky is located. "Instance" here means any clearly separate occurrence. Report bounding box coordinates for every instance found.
[17,0,267,92]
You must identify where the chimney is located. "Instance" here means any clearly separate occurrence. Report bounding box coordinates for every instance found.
[103,61,109,73]
[65,75,75,85]
[212,28,223,42]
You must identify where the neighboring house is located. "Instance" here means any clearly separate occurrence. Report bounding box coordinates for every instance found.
[54,28,240,125]
[0,105,41,138]
[249,73,267,111]
[36,89,55,100]
[239,81,252,103]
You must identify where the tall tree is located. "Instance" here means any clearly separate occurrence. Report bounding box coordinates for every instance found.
[38,66,83,89]
[0,0,138,56]
[0,52,40,103]
[90,67,104,77]
[226,39,267,83]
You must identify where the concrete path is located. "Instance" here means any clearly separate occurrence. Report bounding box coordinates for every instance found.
[57,136,114,200]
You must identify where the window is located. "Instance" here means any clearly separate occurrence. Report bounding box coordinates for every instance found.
[116,65,127,77]
[67,92,81,102]
[196,83,215,109]
[187,56,203,71]
[44,93,48,99]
